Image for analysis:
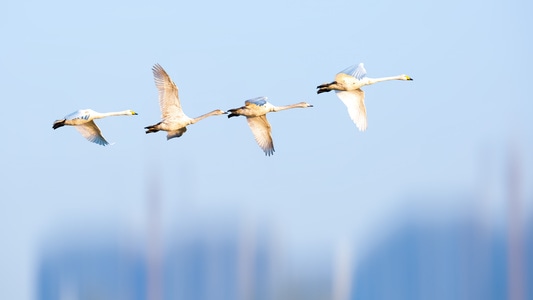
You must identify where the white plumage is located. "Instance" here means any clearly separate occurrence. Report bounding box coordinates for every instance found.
[317,63,413,131]
[145,64,226,140]
[227,96,313,156]
[52,109,138,146]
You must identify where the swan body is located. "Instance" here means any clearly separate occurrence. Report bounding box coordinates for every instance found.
[227,96,313,156]
[317,63,413,131]
[52,109,138,146]
[145,64,226,140]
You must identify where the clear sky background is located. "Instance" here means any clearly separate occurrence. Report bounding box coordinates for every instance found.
[1,0,532,299]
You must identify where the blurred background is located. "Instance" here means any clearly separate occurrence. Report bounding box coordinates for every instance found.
[1,0,532,299]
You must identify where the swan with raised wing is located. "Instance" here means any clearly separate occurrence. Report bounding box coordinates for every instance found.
[52,109,138,146]
[227,96,313,156]
[317,63,413,131]
[145,64,226,140]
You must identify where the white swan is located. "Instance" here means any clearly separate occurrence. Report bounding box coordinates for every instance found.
[227,97,313,156]
[52,109,138,146]
[317,63,413,131]
[145,64,226,140]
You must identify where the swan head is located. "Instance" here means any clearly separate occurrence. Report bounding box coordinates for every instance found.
[400,75,413,81]
[298,102,313,108]
[128,110,138,115]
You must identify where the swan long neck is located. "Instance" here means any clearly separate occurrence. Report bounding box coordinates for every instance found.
[366,75,405,85]
[94,110,132,119]
[191,110,222,124]
[272,103,307,112]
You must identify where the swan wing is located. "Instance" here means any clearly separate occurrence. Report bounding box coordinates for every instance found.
[335,89,368,131]
[166,127,187,140]
[152,64,186,120]
[245,96,268,107]
[246,115,275,156]
[64,109,92,121]
[339,63,367,80]
[74,120,110,145]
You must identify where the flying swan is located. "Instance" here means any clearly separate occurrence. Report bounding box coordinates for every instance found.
[52,109,138,146]
[317,63,413,131]
[227,96,313,156]
[145,64,226,140]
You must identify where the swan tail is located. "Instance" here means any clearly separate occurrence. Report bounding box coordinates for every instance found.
[53,119,66,129]
[227,108,241,118]
[144,122,161,134]
[316,81,336,94]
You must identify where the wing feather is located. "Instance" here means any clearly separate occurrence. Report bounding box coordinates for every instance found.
[64,109,91,121]
[245,96,268,107]
[152,64,186,120]
[166,127,187,140]
[335,90,368,131]
[246,115,275,156]
[74,121,110,146]
[339,63,367,80]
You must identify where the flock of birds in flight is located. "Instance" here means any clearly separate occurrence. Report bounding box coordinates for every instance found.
[53,63,413,156]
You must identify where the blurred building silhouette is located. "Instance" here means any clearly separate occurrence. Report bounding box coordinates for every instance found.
[37,150,531,300]
[36,209,533,300]
[352,214,516,300]
[36,223,279,300]
[350,147,530,300]
[37,239,147,300]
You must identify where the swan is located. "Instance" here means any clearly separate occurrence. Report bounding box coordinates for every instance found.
[145,64,226,140]
[227,96,313,156]
[317,63,413,131]
[52,109,138,146]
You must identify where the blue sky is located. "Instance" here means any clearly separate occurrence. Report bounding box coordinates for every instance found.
[1,0,532,298]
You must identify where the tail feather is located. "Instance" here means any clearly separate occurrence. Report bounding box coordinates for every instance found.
[227,108,241,118]
[52,119,66,130]
[316,81,336,94]
[144,122,161,134]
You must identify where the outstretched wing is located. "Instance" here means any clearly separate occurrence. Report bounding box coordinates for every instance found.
[339,63,367,80]
[152,64,186,120]
[335,89,368,131]
[166,127,187,140]
[246,115,275,156]
[64,109,91,121]
[245,96,268,107]
[74,120,110,146]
